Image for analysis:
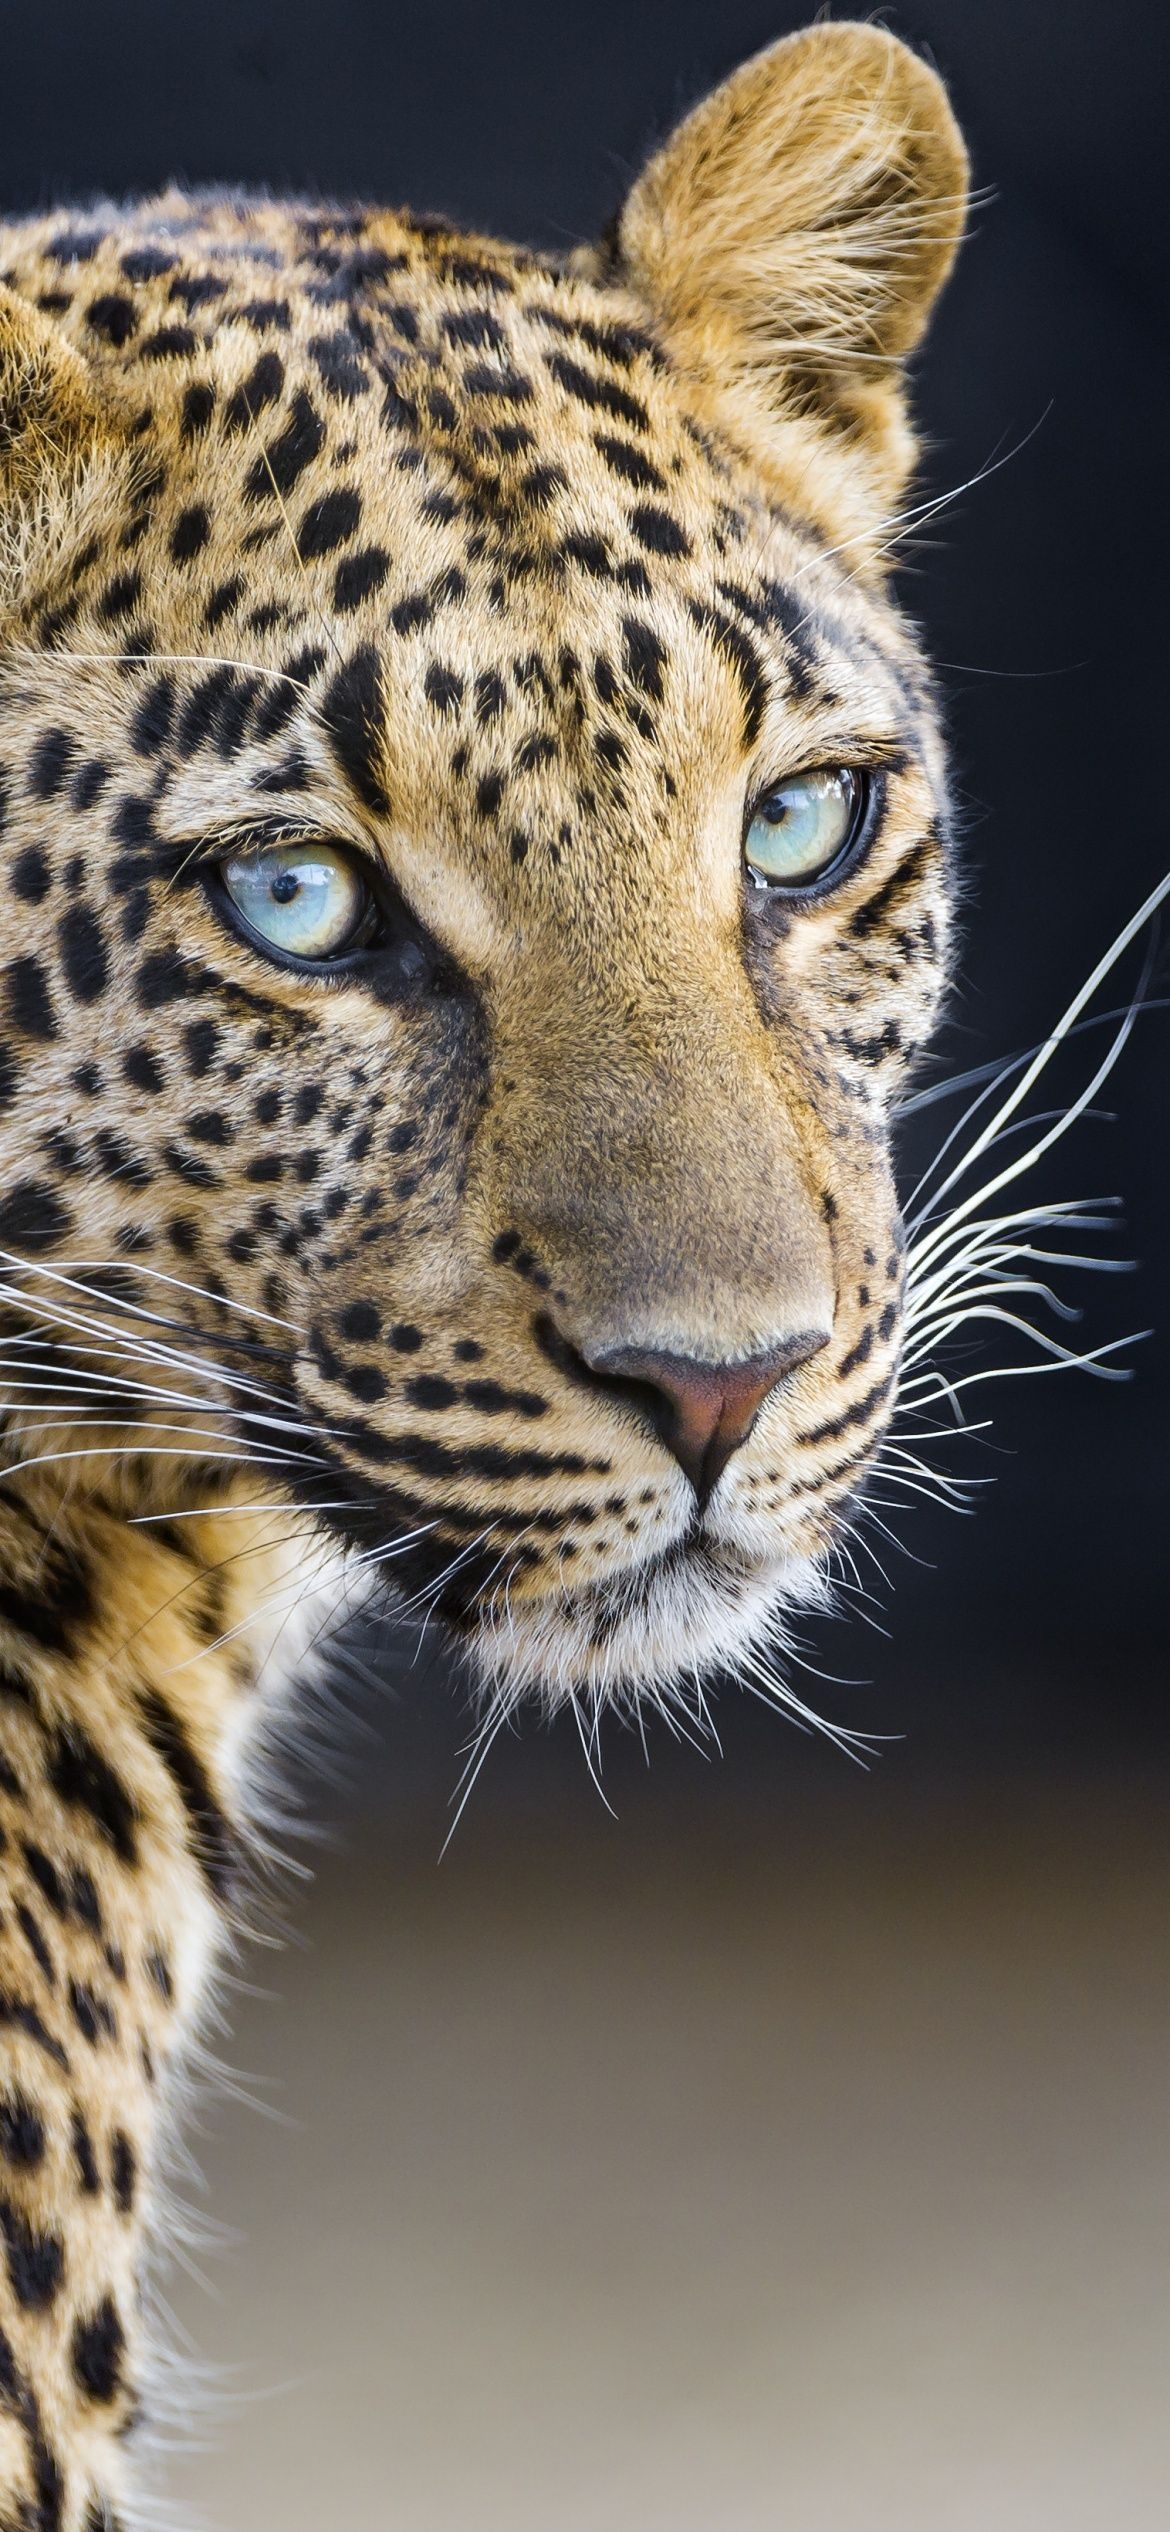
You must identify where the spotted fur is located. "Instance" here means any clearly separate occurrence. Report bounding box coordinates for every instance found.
[0,24,968,2521]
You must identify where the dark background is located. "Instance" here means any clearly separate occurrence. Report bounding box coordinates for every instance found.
[2,0,1166,1817]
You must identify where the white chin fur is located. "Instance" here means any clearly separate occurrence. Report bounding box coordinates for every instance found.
[468,1537,830,1711]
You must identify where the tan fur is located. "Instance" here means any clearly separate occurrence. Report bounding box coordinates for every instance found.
[0,25,967,2520]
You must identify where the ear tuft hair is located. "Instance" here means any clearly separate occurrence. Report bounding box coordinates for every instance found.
[615,22,969,541]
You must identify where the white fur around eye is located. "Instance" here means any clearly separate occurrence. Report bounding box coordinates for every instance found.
[221,841,370,959]
[745,767,860,888]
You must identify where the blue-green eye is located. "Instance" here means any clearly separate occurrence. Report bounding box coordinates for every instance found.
[744,767,866,890]
[219,840,375,962]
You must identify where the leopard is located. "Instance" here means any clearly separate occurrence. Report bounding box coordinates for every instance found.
[0,21,974,2524]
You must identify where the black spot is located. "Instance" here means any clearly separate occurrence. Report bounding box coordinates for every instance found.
[27,2426,65,2532]
[519,463,566,509]
[123,1044,164,1094]
[205,575,244,628]
[169,504,210,563]
[424,662,463,716]
[0,2094,45,2170]
[320,648,388,815]
[16,1905,55,1986]
[72,2297,125,2404]
[297,486,361,558]
[544,353,648,431]
[6,952,57,1043]
[96,569,142,624]
[441,308,504,350]
[175,663,236,753]
[390,589,432,636]
[388,1322,422,1352]
[48,1728,138,1866]
[48,227,104,263]
[111,2130,136,2216]
[10,845,51,903]
[22,1847,66,1917]
[239,296,291,330]
[629,504,691,558]
[334,547,390,610]
[29,727,74,798]
[71,2111,100,2194]
[0,2200,64,2309]
[135,947,194,1009]
[406,1374,458,1411]
[120,243,176,281]
[0,1181,70,1253]
[346,1363,387,1404]
[245,389,326,499]
[559,533,610,578]
[464,363,532,402]
[57,905,109,1003]
[146,1948,173,2004]
[137,1691,239,1899]
[595,434,665,491]
[621,617,667,702]
[183,1016,219,1077]
[180,380,217,439]
[69,1980,117,2046]
[474,671,505,725]
[339,1300,380,1342]
[141,323,197,358]
[71,1870,102,1934]
[224,349,286,431]
[171,271,229,310]
[309,331,369,401]
[186,1109,231,1148]
[86,293,136,347]
[130,675,175,755]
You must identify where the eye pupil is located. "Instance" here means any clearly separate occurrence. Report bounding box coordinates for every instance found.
[270,869,300,905]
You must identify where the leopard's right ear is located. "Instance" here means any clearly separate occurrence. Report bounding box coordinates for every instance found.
[0,283,129,616]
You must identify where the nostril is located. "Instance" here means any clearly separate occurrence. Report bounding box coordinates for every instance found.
[583,1331,829,1500]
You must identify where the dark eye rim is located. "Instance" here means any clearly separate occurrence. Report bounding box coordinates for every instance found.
[742,765,881,900]
[202,835,463,997]
[205,838,388,977]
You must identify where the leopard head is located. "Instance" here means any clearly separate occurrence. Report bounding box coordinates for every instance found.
[0,23,968,1707]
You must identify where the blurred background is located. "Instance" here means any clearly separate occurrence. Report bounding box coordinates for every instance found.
[3,4,1168,2524]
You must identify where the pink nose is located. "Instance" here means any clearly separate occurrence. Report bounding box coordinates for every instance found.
[585,1334,829,1499]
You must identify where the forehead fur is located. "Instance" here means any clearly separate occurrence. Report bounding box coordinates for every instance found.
[4,194,937,925]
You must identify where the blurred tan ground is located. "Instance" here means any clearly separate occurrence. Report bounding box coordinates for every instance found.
[164,1774,1170,2532]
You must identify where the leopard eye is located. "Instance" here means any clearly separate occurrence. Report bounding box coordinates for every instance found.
[744,767,867,890]
[219,840,375,962]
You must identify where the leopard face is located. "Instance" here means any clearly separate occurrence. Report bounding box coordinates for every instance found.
[0,25,968,1706]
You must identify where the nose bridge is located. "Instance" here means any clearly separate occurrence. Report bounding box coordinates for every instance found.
[486,955,835,1357]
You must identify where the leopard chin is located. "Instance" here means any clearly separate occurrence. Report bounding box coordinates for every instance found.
[465,1526,828,1710]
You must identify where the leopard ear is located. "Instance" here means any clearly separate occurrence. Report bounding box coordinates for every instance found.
[0,284,127,615]
[614,22,969,544]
